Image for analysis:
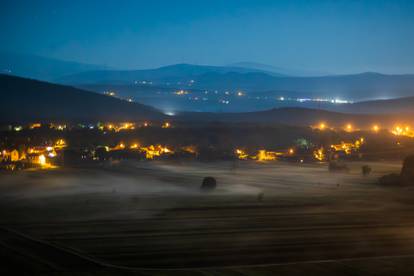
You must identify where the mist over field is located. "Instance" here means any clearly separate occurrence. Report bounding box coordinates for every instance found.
[0,160,403,221]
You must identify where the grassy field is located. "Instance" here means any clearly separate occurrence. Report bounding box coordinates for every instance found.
[2,160,414,275]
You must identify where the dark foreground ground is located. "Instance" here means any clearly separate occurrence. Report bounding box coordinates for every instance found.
[1,160,414,275]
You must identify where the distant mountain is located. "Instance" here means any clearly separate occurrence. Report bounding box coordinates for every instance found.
[76,79,414,114]
[56,63,285,84]
[188,72,414,100]
[0,74,164,123]
[337,96,414,114]
[58,64,414,101]
[0,52,107,81]
[178,107,411,129]
[228,62,327,76]
[2,74,412,127]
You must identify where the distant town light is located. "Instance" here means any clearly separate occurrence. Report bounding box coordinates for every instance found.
[30,123,41,129]
[174,90,188,95]
[104,91,116,97]
[13,126,22,132]
[130,143,140,149]
[333,99,349,104]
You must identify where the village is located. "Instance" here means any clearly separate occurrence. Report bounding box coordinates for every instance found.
[1,120,412,171]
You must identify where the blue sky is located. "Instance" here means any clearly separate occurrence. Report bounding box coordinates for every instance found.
[1,0,414,73]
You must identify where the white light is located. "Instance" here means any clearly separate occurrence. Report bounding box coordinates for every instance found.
[333,99,349,104]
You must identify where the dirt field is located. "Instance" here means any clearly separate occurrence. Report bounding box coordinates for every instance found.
[2,160,414,275]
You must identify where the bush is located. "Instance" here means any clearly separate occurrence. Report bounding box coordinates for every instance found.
[329,161,349,173]
[201,177,217,191]
[401,155,414,185]
[378,173,401,185]
[362,165,372,176]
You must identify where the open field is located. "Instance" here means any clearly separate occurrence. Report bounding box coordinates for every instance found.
[2,160,414,275]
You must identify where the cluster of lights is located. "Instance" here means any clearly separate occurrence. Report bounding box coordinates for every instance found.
[174,90,189,95]
[50,124,67,131]
[256,150,280,161]
[134,80,153,85]
[312,122,411,135]
[9,122,158,132]
[29,123,41,129]
[1,139,67,169]
[99,122,169,131]
[391,126,414,138]
[11,123,67,132]
[103,91,136,103]
[313,148,325,161]
[277,97,352,104]
[140,145,173,159]
[104,91,116,97]
[311,120,414,138]
[104,122,136,132]
[103,143,199,160]
[220,99,230,104]
[235,137,366,163]
[235,148,296,162]
[330,138,364,155]
[235,149,249,160]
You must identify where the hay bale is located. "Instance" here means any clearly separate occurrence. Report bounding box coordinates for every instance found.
[201,177,217,191]
[362,165,372,176]
[401,155,414,185]
[378,173,401,185]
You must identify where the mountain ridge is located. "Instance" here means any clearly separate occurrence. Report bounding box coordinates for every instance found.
[0,52,109,81]
[56,63,286,84]
[0,74,164,123]
[57,64,414,101]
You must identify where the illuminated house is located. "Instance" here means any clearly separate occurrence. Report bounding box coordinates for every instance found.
[10,150,19,162]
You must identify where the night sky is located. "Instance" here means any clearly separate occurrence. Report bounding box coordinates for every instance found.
[1,0,414,74]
